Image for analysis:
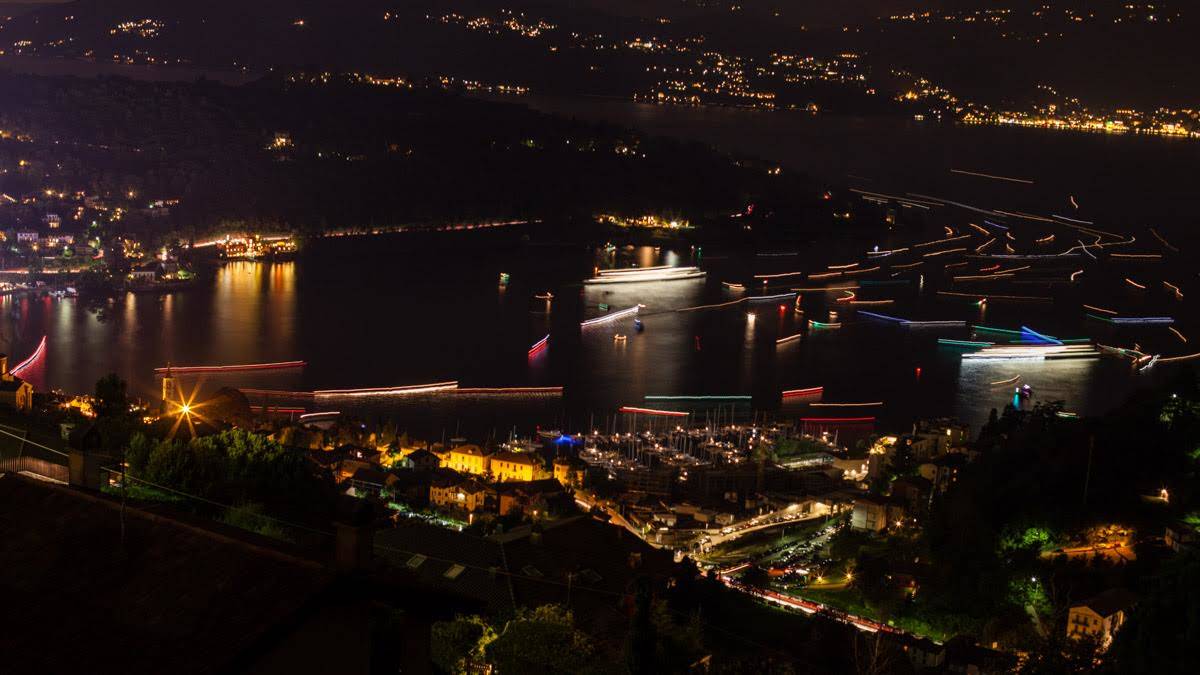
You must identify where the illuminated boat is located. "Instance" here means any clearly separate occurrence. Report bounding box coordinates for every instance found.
[534,292,554,300]
[613,334,627,342]
[584,266,706,285]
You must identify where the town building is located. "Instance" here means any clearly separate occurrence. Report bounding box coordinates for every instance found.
[429,474,496,515]
[1068,588,1139,648]
[442,444,491,476]
[490,450,546,482]
[553,455,586,488]
[0,354,33,412]
[496,478,566,517]
[850,495,905,533]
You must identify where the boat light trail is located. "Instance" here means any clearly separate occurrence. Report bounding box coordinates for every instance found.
[749,292,798,303]
[939,291,1052,301]
[975,238,996,253]
[645,395,751,401]
[892,261,924,270]
[1069,195,1079,209]
[790,285,858,292]
[581,304,642,327]
[842,266,881,276]
[996,209,1055,223]
[867,247,910,257]
[676,298,748,313]
[801,416,876,423]
[990,375,1020,386]
[9,335,47,377]
[618,406,689,417]
[1169,327,1188,343]
[950,168,1034,184]
[1082,304,1117,315]
[753,271,806,280]
[722,281,746,290]
[1035,234,1055,244]
[1110,253,1161,259]
[154,360,305,375]
[913,234,973,249]
[528,335,549,357]
[1108,317,1175,325]
[810,402,883,408]
[1124,278,1147,290]
[1070,270,1084,282]
[859,310,966,328]
[1149,228,1179,252]
[923,248,967,258]
[776,333,803,345]
[314,381,459,397]
[1020,326,1062,345]
[828,262,860,270]
[809,320,841,329]
[586,266,705,284]
[939,339,994,348]
[954,273,1014,281]
[850,299,895,305]
[969,223,990,235]
[962,344,1100,361]
[453,386,563,396]
[782,386,824,398]
[239,388,316,399]
[1164,281,1184,299]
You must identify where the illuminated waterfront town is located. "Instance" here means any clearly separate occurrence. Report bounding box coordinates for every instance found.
[1,2,1199,674]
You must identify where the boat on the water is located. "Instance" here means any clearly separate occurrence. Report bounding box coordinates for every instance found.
[584,265,706,285]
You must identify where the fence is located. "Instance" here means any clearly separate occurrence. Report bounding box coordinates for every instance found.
[0,455,68,483]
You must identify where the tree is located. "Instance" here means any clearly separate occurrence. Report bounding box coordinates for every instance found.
[430,614,495,675]
[94,373,129,418]
[1109,552,1200,674]
[485,605,603,674]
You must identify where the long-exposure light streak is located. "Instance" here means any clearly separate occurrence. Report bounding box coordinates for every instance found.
[923,247,968,258]
[314,381,460,397]
[913,234,972,249]
[776,333,803,345]
[809,402,883,408]
[1124,278,1147,290]
[950,168,1034,184]
[9,335,47,377]
[1082,304,1117,315]
[618,406,689,417]
[154,360,305,375]
[782,386,824,398]
[581,304,642,327]
[645,395,751,401]
[528,335,549,357]
[939,339,994,348]
[1169,327,1188,343]
[941,291,1051,301]
[753,271,806,280]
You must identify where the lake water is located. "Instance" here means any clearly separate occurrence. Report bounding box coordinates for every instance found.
[1,226,1173,441]
[3,84,1194,440]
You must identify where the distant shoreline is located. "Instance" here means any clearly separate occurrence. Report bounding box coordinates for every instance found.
[0,54,261,85]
